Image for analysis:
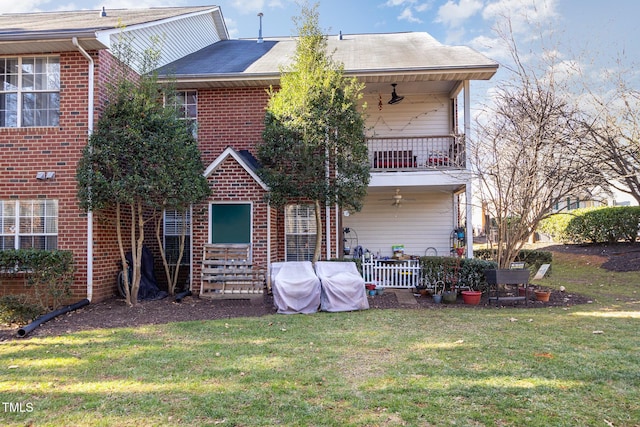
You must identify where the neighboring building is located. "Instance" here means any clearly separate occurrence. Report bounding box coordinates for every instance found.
[0,6,498,302]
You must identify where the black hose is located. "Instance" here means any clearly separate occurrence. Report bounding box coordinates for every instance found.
[174,290,192,303]
[17,299,90,338]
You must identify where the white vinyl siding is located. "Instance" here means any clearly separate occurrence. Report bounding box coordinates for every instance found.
[111,12,222,71]
[343,191,453,257]
[363,93,451,138]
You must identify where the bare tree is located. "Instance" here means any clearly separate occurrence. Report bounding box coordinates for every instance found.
[579,66,640,204]
[471,20,598,268]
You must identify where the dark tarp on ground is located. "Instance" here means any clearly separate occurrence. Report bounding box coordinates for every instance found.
[126,246,168,301]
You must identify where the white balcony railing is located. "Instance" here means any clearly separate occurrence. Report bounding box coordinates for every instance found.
[367,135,465,171]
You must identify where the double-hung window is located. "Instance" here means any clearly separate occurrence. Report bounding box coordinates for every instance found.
[0,200,58,250]
[163,209,191,266]
[170,90,197,137]
[0,56,60,127]
[285,204,316,261]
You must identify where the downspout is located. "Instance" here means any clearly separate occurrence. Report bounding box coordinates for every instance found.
[335,204,340,259]
[325,143,331,260]
[463,80,474,258]
[73,37,94,301]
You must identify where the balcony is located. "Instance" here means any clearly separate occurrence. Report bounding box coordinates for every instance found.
[367,135,465,171]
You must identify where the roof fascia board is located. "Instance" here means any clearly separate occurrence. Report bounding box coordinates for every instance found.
[204,147,268,190]
[160,65,498,87]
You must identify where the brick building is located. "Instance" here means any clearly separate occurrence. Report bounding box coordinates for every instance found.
[0,6,497,303]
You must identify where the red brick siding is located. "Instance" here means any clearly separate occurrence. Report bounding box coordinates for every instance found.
[0,50,137,303]
[195,86,339,272]
[190,156,271,294]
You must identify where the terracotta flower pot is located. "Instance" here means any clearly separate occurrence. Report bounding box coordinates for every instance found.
[535,290,551,302]
[461,290,482,305]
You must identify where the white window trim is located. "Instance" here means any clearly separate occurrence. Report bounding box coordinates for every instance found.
[163,207,192,267]
[208,201,254,259]
[0,56,60,128]
[0,199,58,250]
[285,204,317,262]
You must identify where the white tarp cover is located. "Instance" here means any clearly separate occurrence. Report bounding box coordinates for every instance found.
[314,261,369,312]
[270,261,321,314]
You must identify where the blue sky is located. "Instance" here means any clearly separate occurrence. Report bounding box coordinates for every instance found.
[2,0,637,55]
[2,0,638,100]
[3,1,638,79]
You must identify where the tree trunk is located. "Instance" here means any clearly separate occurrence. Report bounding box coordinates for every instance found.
[131,200,145,304]
[313,199,323,263]
[116,202,132,306]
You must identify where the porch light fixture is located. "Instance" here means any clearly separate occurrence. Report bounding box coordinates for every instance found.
[388,83,404,105]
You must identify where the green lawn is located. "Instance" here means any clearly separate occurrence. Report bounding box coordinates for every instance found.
[1,253,639,426]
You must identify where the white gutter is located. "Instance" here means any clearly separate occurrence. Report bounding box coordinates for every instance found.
[73,37,94,302]
[335,205,340,259]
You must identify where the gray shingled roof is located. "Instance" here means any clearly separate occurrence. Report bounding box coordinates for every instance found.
[157,32,498,88]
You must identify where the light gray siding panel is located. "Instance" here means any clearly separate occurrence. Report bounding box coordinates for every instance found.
[343,190,453,257]
[116,13,221,71]
[363,93,451,137]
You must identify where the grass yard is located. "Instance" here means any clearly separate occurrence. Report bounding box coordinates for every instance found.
[1,253,639,426]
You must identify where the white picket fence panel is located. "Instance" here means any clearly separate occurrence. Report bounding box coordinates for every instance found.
[361,258,420,289]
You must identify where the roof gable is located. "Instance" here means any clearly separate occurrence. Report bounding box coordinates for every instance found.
[0,6,228,61]
[204,147,268,190]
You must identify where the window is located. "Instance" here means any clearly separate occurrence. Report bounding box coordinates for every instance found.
[210,203,251,244]
[0,200,58,250]
[285,204,316,261]
[164,209,191,266]
[170,90,197,137]
[0,56,60,127]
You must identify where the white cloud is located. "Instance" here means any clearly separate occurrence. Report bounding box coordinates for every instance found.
[384,0,417,6]
[383,0,433,24]
[415,2,432,12]
[0,0,51,13]
[230,0,265,14]
[398,6,423,23]
[436,0,483,28]
[482,0,559,34]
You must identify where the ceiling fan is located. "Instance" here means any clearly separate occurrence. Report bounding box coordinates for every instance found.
[380,189,414,207]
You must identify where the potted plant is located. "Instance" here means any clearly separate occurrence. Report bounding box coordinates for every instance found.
[432,280,444,304]
[461,290,481,305]
[534,287,551,302]
[460,258,493,305]
[414,282,429,297]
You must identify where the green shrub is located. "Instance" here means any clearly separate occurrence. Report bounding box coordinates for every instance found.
[538,212,575,242]
[0,249,75,309]
[0,294,45,326]
[539,206,640,244]
[420,256,497,292]
[566,206,640,244]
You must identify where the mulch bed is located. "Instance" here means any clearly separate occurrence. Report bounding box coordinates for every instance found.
[2,242,638,341]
